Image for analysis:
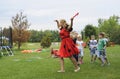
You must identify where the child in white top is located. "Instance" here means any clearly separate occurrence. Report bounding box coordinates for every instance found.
[76,35,84,64]
[89,35,97,63]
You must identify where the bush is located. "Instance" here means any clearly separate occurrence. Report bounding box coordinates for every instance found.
[41,34,51,48]
[110,28,120,44]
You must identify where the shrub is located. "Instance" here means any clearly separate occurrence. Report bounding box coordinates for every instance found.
[41,34,51,48]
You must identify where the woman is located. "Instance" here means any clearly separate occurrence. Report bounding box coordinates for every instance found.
[54,17,80,72]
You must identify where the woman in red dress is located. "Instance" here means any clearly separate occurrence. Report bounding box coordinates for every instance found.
[55,17,80,72]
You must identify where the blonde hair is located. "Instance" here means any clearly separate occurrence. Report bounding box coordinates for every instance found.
[77,34,82,40]
[60,19,69,28]
[60,19,66,24]
[77,34,81,38]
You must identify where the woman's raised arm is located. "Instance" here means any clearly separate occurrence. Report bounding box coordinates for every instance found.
[54,20,60,28]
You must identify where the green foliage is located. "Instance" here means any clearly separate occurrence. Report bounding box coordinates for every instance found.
[98,15,119,36]
[84,24,97,38]
[50,30,60,42]
[40,32,52,48]
[98,15,120,44]
[29,30,60,42]
[110,27,120,44]
[29,30,43,42]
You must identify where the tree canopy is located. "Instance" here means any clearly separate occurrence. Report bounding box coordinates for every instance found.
[98,15,120,44]
[11,12,30,49]
[84,24,97,39]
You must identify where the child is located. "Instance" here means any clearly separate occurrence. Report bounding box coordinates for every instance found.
[54,17,80,72]
[70,31,79,62]
[76,35,84,64]
[101,32,110,65]
[50,48,59,58]
[96,32,106,66]
[89,35,97,63]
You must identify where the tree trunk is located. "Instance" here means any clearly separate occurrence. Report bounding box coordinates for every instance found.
[18,41,21,50]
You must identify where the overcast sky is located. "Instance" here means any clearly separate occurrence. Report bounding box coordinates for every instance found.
[0,0,120,32]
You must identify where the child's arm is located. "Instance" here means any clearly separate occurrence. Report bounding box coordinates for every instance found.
[103,40,107,50]
[54,20,60,29]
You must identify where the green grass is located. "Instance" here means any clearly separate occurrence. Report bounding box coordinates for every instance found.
[0,43,120,79]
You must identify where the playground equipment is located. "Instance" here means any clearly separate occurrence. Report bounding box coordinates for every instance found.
[0,27,14,56]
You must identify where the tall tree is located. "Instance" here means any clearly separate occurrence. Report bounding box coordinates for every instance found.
[11,12,30,49]
[28,30,60,42]
[98,15,120,37]
[84,24,97,39]
[98,15,120,44]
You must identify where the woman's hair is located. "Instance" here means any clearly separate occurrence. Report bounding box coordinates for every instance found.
[60,19,73,32]
[60,19,67,27]
[60,19,66,23]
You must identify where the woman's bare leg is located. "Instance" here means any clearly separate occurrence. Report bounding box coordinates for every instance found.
[58,57,65,72]
[69,56,80,69]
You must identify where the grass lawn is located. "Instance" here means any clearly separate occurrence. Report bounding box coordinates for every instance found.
[0,43,120,79]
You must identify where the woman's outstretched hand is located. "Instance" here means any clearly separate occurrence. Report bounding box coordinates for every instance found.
[54,20,58,22]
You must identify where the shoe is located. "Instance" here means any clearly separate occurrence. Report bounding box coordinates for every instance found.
[57,70,65,73]
[74,67,80,72]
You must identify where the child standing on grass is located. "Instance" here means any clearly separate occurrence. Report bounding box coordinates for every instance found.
[96,32,106,66]
[101,32,110,65]
[76,35,84,64]
[89,35,97,63]
[54,17,80,72]
[70,31,79,62]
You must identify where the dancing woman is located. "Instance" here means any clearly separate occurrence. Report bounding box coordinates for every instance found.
[55,17,80,72]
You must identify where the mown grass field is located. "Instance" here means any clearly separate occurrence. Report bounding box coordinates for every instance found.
[0,43,120,79]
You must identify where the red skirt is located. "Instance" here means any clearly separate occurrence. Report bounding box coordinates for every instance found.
[58,38,79,58]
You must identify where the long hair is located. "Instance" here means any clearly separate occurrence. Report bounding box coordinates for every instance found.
[60,19,72,31]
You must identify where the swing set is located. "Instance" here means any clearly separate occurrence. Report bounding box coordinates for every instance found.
[0,27,14,56]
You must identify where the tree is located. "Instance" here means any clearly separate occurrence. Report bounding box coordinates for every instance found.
[84,24,97,39]
[11,12,30,49]
[98,15,120,37]
[110,28,120,44]
[41,31,52,48]
[50,30,60,42]
[29,30,43,42]
[28,30,60,42]
[98,15,120,44]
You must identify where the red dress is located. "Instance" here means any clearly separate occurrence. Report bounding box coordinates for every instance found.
[59,28,79,58]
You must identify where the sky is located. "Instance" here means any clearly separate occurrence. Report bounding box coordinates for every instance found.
[0,0,120,32]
